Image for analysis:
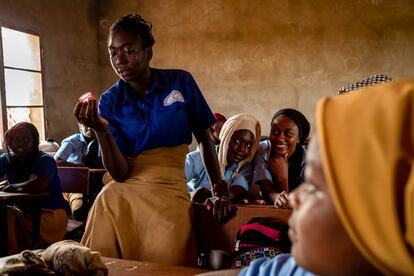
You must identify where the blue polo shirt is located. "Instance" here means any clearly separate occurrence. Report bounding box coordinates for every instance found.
[54,133,88,164]
[99,68,216,156]
[0,152,66,210]
[185,146,254,192]
[239,254,314,276]
[253,140,306,192]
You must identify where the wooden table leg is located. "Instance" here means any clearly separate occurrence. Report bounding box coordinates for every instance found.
[31,202,41,248]
[0,201,8,257]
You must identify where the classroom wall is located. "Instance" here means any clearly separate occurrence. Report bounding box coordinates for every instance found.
[0,0,100,142]
[97,0,414,138]
[1,0,414,144]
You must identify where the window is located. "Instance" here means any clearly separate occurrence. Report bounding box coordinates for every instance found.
[0,27,45,145]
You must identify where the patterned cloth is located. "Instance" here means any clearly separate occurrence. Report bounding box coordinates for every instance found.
[337,74,392,94]
[42,240,107,275]
[0,250,52,275]
[0,240,107,276]
[233,247,281,268]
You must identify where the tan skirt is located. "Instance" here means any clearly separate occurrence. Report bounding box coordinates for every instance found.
[7,207,67,255]
[81,145,193,265]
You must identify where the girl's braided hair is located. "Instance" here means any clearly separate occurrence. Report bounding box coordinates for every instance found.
[108,14,155,49]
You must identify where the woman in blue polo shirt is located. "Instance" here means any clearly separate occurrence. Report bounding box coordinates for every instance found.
[74,14,225,265]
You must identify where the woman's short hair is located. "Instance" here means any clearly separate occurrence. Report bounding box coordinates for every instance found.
[109,14,155,49]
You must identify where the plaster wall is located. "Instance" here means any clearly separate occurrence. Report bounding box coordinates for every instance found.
[0,0,100,142]
[1,0,414,145]
[98,0,414,138]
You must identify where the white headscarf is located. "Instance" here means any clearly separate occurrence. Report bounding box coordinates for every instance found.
[218,113,261,178]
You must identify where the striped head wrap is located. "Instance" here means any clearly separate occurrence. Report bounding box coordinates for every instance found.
[338,74,392,94]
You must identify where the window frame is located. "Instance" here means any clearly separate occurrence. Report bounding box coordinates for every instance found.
[0,24,48,143]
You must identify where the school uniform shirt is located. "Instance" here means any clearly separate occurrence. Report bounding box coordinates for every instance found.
[98,68,216,156]
[253,140,306,192]
[185,146,254,192]
[239,254,315,276]
[54,133,88,164]
[0,151,66,209]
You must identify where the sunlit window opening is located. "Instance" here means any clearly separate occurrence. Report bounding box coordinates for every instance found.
[0,27,45,145]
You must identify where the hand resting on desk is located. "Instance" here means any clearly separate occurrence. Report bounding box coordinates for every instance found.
[1,174,48,193]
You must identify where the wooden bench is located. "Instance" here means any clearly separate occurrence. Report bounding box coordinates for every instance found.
[57,167,107,239]
[57,166,90,238]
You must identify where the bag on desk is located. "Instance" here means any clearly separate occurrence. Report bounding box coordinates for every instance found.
[231,217,291,268]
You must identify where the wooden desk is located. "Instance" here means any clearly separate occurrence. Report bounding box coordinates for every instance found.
[102,257,208,276]
[88,169,107,174]
[193,204,291,254]
[0,191,48,256]
[57,167,106,216]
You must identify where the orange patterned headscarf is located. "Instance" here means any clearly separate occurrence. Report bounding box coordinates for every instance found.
[317,80,414,274]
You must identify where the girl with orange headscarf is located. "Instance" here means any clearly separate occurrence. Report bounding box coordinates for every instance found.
[239,80,414,275]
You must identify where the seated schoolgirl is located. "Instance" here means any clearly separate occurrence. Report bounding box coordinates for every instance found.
[186,113,261,203]
[252,108,310,208]
[0,122,67,254]
[239,80,414,275]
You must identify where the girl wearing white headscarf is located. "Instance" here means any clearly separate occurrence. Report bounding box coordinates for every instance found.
[186,113,261,203]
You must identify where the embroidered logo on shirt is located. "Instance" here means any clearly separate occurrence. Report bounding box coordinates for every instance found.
[163,90,185,106]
